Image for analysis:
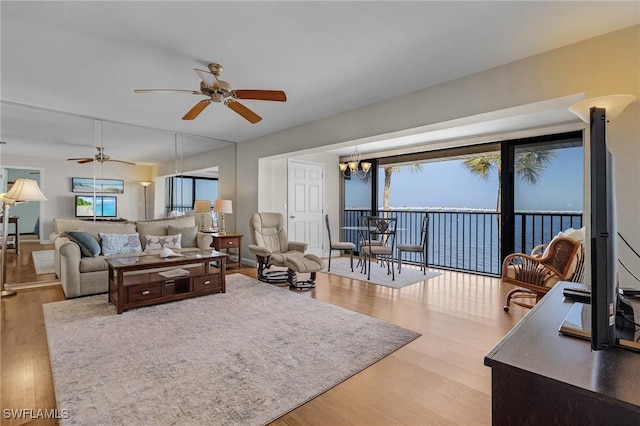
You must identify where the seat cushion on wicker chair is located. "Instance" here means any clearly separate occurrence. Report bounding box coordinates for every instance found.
[332,241,356,250]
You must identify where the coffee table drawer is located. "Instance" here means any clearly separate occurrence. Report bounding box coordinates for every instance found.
[193,274,221,292]
[127,283,162,303]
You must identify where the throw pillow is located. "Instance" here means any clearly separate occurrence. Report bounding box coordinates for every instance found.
[65,231,101,257]
[168,225,198,248]
[99,233,143,256]
[144,234,182,251]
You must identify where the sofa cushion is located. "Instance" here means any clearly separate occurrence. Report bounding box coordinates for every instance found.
[135,216,196,249]
[145,234,182,251]
[168,225,198,248]
[66,231,101,257]
[99,233,143,256]
[79,256,109,273]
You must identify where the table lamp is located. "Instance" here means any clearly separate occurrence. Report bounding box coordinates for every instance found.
[193,200,212,231]
[214,199,232,235]
[1,179,47,297]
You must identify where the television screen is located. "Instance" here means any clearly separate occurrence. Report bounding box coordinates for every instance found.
[75,195,117,218]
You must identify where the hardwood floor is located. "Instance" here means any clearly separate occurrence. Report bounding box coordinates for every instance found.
[2,241,57,286]
[1,248,529,425]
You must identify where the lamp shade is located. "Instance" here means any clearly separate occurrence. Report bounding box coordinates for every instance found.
[568,94,636,123]
[193,200,212,214]
[214,199,233,214]
[139,181,152,188]
[0,193,16,205]
[3,178,47,202]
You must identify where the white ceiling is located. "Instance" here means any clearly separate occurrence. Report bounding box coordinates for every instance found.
[1,1,639,164]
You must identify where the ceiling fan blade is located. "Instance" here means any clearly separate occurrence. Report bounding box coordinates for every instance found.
[109,159,137,165]
[67,157,88,161]
[134,89,202,94]
[227,101,262,124]
[194,69,219,89]
[77,159,95,164]
[182,99,212,120]
[233,90,287,102]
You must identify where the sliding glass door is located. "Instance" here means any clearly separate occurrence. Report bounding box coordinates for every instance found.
[502,132,583,259]
[340,132,583,276]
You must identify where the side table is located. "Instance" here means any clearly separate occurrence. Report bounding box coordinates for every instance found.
[211,233,243,270]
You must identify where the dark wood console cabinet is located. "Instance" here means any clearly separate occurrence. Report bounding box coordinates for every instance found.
[485,282,640,424]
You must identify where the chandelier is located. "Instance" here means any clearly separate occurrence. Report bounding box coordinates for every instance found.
[339,146,372,179]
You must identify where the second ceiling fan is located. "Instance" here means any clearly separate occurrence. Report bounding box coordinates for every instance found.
[134,63,287,123]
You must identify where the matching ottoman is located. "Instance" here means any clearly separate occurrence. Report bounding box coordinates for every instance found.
[284,254,324,290]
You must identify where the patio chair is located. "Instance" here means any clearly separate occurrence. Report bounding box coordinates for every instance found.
[502,229,585,312]
[360,216,397,281]
[325,214,355,272]
[356,215,382,268]
[396,216,429,274]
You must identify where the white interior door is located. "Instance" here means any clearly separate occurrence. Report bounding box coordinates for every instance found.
[288,160,324,257]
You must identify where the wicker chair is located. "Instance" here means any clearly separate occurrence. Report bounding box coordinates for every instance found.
[502,236,585,312]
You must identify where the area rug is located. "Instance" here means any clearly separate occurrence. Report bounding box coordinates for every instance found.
[43,274,420,425]
[32,249,55,274]
[324,256,441,288]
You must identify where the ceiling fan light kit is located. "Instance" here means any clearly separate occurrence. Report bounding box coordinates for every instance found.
[134,62,287,123]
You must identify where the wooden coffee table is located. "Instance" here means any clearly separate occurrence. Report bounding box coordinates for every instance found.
[106,250,227,314]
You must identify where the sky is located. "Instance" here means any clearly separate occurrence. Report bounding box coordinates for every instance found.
[345,146,583,212]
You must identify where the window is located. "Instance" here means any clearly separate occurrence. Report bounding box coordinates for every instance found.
[165,176,218,215]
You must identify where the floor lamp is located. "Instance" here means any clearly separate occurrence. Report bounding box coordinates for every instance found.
[214,199,232,235]
[1,178,47,297]
[139,181,152,220]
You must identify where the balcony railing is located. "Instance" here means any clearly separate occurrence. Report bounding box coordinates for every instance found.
[344,209,582,276]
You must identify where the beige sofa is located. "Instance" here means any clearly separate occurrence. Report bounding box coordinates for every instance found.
[50,216,213,298]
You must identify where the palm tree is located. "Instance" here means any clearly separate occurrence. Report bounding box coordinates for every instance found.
[383,164,422,212]
[462,150,555,213]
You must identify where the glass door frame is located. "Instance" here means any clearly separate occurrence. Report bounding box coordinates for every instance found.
[500,131,583,261]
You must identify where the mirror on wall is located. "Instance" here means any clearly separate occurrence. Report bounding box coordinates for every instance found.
[1,101,232,225]
[1,167,44,239]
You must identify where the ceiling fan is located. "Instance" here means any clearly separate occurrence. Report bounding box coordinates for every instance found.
[134,63,287,123]
[67,147,136,165]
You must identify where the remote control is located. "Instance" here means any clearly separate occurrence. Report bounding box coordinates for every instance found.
[563,287,591,304]
[619,287,640,298]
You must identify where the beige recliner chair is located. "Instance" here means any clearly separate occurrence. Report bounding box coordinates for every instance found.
[248,212,323,289]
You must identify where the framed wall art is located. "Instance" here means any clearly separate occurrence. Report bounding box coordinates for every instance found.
[71,177,124,194]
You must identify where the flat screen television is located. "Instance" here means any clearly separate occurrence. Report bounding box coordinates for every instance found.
[589,107,636,350]
[75,195,117,218]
